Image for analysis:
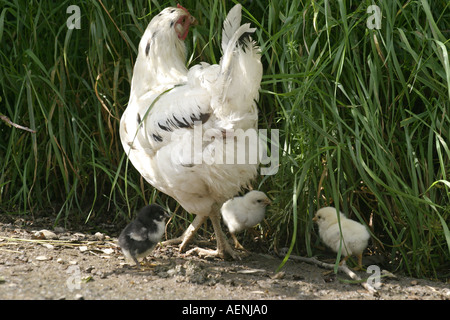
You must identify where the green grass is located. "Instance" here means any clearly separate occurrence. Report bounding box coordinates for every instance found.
[0,0,449,279]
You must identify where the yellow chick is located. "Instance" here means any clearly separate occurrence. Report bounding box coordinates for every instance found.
[313,206,370,269]
[221,191,271,250]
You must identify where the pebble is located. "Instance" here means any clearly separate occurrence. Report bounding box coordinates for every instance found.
[35,256,51,261]
[271,271,285,280]
[54,227,65,233]
[85,266,95,273]
[33,230,57,240]
[101,248,114,255]
[71,233,86,241]
[94,232,105,241]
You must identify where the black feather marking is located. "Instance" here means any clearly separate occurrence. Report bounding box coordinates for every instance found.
[166,118,177,129]
[152,134,163,142]
[190,112,210,124]
[158,122,172,132]
[200,113,211,124]
[170,20,175,28]
[127,142,136,150]
[157,112,211,134]
[238,32,253,48]
[173,115,191,128]
[145,41,151,56]
[181,163,195,168]
[137,113,142,125]
[170,9,175,13]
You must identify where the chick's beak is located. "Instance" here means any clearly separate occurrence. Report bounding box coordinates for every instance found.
[312,216,318,222]
[263,198,272,206]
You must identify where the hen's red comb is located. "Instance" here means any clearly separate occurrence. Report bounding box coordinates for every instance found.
[177,4,189,13]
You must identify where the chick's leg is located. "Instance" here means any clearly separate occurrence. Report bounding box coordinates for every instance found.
[231,233,247,251]
[323,255,350,275]
[355,253,363,271]
[339,255,350,266]
[186,211,241,260]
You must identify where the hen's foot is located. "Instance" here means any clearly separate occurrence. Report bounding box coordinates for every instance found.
[160,215,207,252]
[185,246,242,260]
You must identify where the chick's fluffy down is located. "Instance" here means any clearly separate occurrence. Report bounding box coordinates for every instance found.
[315,207,370,256]
[221,191,270,234]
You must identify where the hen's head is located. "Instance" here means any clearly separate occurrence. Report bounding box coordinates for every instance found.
[145,4,196,43]
[132,4,196,95]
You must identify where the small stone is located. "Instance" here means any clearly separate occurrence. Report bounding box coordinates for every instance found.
[94,232,105,241]
[271,271,285,280]
[33,230,57,240]
[35,256,51,261]
[101,248,114,255]
[85,266,95,273]
[54,226,65,233]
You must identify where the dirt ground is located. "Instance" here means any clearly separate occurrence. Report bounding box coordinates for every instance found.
[0,216,448,300]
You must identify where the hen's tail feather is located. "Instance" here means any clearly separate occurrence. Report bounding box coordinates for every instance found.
[211,3,262,126]
[221,4,242,53]
[220,23,256,74]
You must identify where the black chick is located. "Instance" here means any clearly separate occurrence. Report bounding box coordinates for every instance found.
[118,204,169,266]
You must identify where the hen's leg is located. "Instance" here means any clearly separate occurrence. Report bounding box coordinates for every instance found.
[179,215,207,252]
[186,211,241,260]
[161,215,207,252]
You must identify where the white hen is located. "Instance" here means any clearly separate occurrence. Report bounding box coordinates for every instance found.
[221,191,271,250]
[119,4,263,259]
[313,207,370,269]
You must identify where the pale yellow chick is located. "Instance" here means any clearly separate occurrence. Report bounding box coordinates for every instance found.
[221,191,271,250]
[313,206,370,269]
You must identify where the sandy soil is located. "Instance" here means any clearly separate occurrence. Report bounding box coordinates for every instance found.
[0,216,448,300]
